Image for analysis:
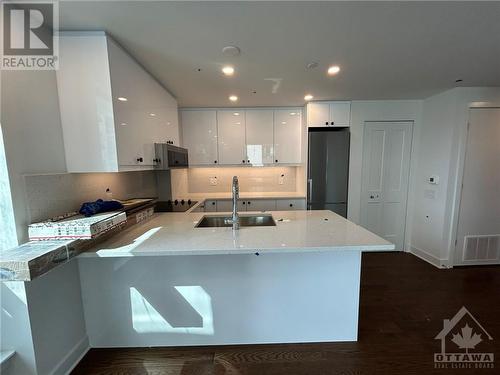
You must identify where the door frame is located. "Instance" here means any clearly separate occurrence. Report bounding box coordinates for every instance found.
[450,104,500,266]
[360,121,414,251]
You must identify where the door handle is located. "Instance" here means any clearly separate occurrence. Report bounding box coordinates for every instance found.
[308,179,313,198]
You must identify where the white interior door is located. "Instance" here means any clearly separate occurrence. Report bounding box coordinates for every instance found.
[360,122,413,251]
[454,108,500,266]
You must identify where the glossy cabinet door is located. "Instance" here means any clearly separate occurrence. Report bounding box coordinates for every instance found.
[307,102,330,127]
[217,110,247,165]
[181,110,218,165]
[57,32,179,172]
[274,109,302,164]
[329,102,351,127]
[307,101,351,127]
[245,199,277,212]
[108,37,180,167]
[276,199,306,210]
[245,109,274,165]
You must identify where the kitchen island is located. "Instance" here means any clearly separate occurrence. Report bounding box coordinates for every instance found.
[77,209,394,347]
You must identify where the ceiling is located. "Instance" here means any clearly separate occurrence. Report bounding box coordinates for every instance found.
[60,1,500,107]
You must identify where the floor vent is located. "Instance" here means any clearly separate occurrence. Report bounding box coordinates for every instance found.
[463,235,500,261]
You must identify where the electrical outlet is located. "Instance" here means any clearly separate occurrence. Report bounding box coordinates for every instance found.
[209,177,218,186]
[278,174,285,185]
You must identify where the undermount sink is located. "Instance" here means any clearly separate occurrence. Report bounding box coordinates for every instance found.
[195,214,276,228]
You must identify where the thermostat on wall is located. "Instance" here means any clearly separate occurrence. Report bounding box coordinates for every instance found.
[428,175,439,185]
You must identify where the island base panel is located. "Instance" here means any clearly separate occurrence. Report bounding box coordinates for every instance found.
[78,251,361,347]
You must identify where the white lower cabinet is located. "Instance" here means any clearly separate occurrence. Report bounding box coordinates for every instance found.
[276,199,306,211]
[204,198,304,212]
[245,199,276,211]
[204,200,218,212]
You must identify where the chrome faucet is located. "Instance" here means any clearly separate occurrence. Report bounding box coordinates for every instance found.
[231,176,240,230]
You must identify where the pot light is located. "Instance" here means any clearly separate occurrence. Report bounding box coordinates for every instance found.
[120,122,127,126]
[304,94,313,101]
[117,97,128,102]
[233,112,240,116]
[290,112,297,116]
[149,113,156,117]
[229,95,238,102]
[327,65,341,75]
[222,66,235,76]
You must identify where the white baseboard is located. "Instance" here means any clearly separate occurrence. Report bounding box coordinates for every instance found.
[410,246,449,269]
[50,335,89,375]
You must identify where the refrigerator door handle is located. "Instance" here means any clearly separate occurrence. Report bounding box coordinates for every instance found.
[307,179,313,200]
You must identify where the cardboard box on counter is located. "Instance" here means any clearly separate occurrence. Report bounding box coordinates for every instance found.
[28,211,127,240]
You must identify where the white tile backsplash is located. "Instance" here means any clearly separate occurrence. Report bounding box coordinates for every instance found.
[182,167,298,194]
[24,171,158,223]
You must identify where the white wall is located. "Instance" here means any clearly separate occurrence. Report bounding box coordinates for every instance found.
[1,70,67,244]
[348,101,423,245]
[410,87,500,267]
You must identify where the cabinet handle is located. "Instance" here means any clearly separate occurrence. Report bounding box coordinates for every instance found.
[275,159,278,163]
[242,201,246,205]
[330,121,335,125]
[325,121,329,125]
[137,157,143,163]
[212,202,216,205]
[242,160,246,163]
[289,203,293,207]
[214,160,218,164]
[247,201,251,205]
[247,159,250,163]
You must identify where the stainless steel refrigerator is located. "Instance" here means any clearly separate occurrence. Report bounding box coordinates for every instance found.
[307,128,350,217]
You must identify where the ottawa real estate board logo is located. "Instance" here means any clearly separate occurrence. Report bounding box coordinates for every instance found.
[1,1,58,70]
[434,306,494,369]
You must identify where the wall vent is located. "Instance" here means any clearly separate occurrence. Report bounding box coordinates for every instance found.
[463,235,500,261]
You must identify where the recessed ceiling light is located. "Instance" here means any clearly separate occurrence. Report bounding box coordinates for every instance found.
[306,62,319,70]
[120,122,127,126]
[233,112,240,116]
[222,45,241,57]
[149,113,156,117]
[290,112,297,116]
[117,97,128,102]
[222,66,235,76]
[281,121,287,125]
[304,94,314,101]
[229,95,238,102]
[327,65,341,75]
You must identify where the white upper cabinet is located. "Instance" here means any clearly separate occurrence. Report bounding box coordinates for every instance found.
[245,109,274,165]
[307,101,351,127]
[181,110,218,165]
[274,109,302,164]
[217,110,247,165]
[180,107,303,166]
[57,32,179,172]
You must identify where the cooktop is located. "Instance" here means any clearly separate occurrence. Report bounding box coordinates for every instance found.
[155,199,198,213]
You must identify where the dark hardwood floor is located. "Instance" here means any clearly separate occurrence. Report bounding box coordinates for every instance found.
[72,252,500,374]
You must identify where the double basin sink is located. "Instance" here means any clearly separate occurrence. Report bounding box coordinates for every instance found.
[196,214,276,228]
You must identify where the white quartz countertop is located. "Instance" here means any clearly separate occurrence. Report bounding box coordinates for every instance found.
[80,210,394,258]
